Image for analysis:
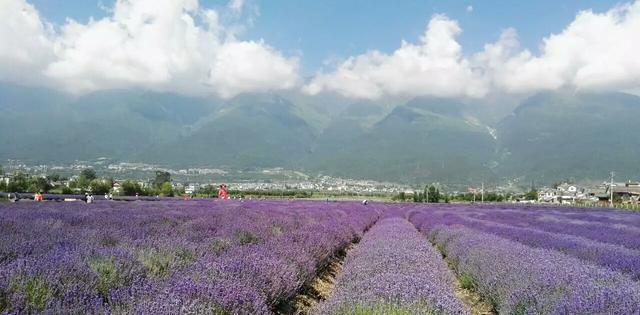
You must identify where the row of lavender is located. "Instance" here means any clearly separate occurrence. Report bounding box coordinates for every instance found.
[0,200,379,314]
[409,204,640,280]
[314,216,468,314]
[409,206,640,313]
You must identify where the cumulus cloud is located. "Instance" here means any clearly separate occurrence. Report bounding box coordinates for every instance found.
[304,15,487,99]
[306,1,640,99]
[227,0,245,14]
[0,0,299,98]
[0,0,55,85]
[477,2,640,94]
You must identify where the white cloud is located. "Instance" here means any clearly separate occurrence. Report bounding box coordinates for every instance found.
[0,0,299,98]
[466,5,473,13]
[476,2,640,94]
[307,1,640,99]
[0,0,54,85]
[304,15,487,99]
[227,0,244,14]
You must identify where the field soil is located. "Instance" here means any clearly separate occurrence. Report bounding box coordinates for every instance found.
[451,275,495,315]
[277,243,355,314]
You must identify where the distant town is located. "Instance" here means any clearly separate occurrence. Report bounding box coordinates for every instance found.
[1,158,639,206]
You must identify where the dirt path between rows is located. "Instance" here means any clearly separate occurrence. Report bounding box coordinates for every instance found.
[450,274,495,315]
[275,242,355,315]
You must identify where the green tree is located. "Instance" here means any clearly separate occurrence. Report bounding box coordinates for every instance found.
[90,179,112,195]
[427,185,440,203]
[121,180,143,196]
[28,177,51,193]
[80,169,97,181]
[396,192,406,202]
[525,188,538,200]
[159,182,174,197]
[46,174,61,183]
[153,171,171,189]
[7,172,29,192]
[198,185,219,197]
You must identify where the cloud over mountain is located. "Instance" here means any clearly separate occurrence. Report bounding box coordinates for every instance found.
[0,0,299,98]
[304,15,486,99]
[306,2,640,99]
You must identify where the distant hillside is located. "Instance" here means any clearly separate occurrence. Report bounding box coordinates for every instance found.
[306,97,497,184]
[0,85,218,162]
[144,94,316,168]
[2,82,640,184]
[495,92,640,182]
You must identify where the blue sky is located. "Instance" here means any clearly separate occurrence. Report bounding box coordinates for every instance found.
[27,0,618,75]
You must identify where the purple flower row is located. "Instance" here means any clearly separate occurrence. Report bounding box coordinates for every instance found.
[410,209,640,313]
[410,208,640,280]
[0,200,379,314]
[314,216,468,315]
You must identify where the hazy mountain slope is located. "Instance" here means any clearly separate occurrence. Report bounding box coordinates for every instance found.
[307,97,497,183]
[147,94,316,168]
[496,92,640,182]
[0,85,219,162]
[3,82,640,185]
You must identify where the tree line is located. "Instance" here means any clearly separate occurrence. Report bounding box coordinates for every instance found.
[0,168,180,197]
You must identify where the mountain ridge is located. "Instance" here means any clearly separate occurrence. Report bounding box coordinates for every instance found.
[2,82,639,184]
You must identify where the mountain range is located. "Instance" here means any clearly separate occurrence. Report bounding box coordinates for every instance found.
[2,82,639,185]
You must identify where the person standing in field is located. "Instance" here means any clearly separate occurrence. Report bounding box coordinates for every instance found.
[218,184,228,199]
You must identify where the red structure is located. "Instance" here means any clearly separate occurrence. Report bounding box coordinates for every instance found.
[218,184,228,199]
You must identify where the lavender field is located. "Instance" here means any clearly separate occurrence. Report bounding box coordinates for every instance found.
[1,200,640,314]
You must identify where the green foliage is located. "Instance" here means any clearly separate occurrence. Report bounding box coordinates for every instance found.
[225,189,313,198]
[137,249,173,278]
[198,185,219,197]
[459,273,476,290]
[45,173,61,183]
[0,287,8,313]
[335,302,438,315]
[86,255,138,300]
[60,186,73,194]
[235,230,260,245]
[525,188,538,200]
[6,172,29,192]
[80,169,97,181]
[426,185,440,203]
[159,182,174,197]
[90,179,112,194]
[392,191,407,202]
[153,171,171,189]
[27,177,51,193]
[120,180,144,196]
[137,248,194,278]
[209,238,232,254]
[10,275,51,312]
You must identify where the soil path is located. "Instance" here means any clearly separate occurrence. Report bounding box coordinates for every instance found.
[275,242,356,315]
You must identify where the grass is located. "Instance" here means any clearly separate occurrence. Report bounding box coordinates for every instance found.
[335,302,438,315]
[10,275,51,312]
[235,230,261,245]
[86,255,127,299]
[0,287,8,313]
[458,273,476,290]
[137,247,195,278]
[209,238,232,254]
